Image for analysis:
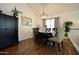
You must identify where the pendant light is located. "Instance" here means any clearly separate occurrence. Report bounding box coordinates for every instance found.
[41,3,47,19]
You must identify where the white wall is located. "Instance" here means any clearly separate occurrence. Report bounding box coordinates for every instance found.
[0,3,38,41]
[58,11,79,28]
[69,30,79,54]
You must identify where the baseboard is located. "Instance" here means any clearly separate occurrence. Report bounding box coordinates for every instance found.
[69,39,79,54]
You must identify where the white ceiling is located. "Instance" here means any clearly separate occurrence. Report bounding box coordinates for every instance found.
[26,3,79,17]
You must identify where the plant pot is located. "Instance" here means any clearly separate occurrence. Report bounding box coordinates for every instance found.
[64,36,69,39]
[64,32,68,37]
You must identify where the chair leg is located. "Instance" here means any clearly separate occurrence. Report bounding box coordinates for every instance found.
[57,41,64,51]
[61,41,64,49]
[53,42,55,46]
[58,43,60,51]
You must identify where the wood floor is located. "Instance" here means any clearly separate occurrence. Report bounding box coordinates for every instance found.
[0,38,78,55]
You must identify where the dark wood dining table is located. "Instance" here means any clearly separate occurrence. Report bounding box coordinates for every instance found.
[37,31,53,45]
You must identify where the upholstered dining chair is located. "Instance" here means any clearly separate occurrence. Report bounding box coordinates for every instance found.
[49,27,64,51]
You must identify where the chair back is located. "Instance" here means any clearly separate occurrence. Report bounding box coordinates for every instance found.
[57,27,64,42]
[49,27,64,42]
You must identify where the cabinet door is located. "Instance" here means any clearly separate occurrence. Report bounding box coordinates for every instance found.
[5,16,16,45]
[0,15,6,48]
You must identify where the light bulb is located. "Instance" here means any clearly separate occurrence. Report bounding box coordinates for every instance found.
[42,15,46,19]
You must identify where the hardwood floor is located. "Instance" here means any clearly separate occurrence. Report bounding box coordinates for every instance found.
[0,38,78,55]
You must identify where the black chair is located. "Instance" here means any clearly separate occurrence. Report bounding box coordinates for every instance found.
[46,28,51,32]
[37,32,53,46]
[33,28,39,42]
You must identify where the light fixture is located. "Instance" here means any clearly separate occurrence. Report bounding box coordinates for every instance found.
[41,3,47,19]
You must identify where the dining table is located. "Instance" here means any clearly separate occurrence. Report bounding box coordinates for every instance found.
[37,30,53,46]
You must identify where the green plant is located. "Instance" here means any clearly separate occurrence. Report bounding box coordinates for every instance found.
[11,7,22,17]
[63,21,73,37]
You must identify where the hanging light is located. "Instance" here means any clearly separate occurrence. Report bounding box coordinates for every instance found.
[41,3,48,19]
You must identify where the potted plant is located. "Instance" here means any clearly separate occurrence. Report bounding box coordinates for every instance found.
[63,21,73,38]
[11,7,22,17]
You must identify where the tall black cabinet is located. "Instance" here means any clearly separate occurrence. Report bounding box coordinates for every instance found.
[0,14,18,48]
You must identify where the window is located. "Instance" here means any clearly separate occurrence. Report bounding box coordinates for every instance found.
[45,18,55,32]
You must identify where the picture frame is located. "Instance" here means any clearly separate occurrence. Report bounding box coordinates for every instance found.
[21,16,32,26]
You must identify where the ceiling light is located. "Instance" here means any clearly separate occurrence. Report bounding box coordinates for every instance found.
[41,3,48,19]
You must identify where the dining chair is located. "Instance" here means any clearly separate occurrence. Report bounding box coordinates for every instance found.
[49,27,64,51]
[33,28,39,42]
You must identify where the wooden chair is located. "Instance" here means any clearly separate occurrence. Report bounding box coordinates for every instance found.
[33,28,39,42]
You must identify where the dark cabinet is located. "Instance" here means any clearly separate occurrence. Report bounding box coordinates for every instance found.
[0,14,18,48]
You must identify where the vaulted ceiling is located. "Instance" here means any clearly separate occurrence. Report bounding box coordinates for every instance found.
[26,3,79,17]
